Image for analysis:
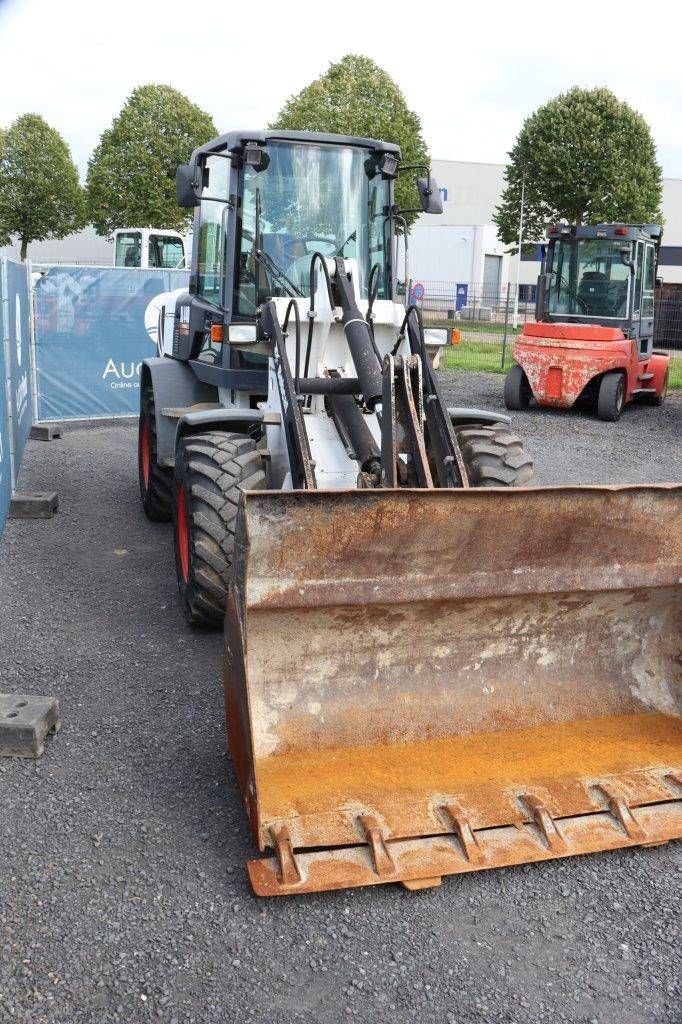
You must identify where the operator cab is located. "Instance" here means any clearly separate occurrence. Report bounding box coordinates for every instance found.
[173,130,441,376]
[539,223,661,358]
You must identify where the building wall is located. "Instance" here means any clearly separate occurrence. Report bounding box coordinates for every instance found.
[2,225,115,266]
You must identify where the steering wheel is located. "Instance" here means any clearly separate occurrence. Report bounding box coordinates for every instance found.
[559,276,590,313]
[280,237,336,261]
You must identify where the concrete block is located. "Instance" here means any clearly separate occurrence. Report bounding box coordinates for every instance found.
[0,693,60,758]
[9,492,59,519]
[30,425,63,441]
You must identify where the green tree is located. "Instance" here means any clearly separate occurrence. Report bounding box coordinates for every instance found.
[86,84,216,236]
[271,55,429,227]
[494,87,662,247]
[0,114,84,260]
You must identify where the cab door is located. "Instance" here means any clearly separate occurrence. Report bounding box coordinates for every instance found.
[638,243,656,356]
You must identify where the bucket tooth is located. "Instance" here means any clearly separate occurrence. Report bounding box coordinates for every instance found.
[270,825,302,886]
[358,815,395,877]
[592,784,647,842]
[518,794,566,852]
[663,771,682,796]
[441,803,484,864]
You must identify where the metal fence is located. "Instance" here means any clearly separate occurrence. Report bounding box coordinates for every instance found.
[411,281,682,388]
[0,257,34,535]
[33,265,188,421]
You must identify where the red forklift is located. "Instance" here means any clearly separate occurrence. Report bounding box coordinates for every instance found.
[505,224,669,420]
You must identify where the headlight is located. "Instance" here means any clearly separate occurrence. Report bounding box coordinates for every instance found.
[227,324,258,344]
[423,328,448,348]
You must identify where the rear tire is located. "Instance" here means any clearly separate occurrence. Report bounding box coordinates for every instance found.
[139,385,173,521]
[454,422,533,487]
[652,368,668,406]
[173,431,266,628]
[504,364,532,411]
[597,372,625,421]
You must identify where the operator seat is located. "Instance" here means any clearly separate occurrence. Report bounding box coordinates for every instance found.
[578,272,611,317]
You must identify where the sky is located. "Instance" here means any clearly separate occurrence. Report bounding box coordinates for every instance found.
[1,0,681,179]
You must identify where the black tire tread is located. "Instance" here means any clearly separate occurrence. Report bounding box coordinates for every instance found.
[597,372,625,422]
[174,431,266,627]
[455,422,533,487]
[504,363,532,411]
[139,386,173,521]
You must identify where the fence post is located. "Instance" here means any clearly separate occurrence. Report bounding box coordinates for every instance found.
[27,260,39,424]
[501,283,512,370]
[1,258,17,490]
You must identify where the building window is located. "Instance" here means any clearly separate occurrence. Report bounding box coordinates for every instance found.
[518,284,537,303]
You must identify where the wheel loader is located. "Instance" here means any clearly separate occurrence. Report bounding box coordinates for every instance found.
[138,130,681,896]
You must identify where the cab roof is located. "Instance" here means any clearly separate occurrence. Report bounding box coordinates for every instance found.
[546,223,663,243]
[190,130,401,163]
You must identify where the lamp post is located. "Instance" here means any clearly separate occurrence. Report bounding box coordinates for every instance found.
[512,172,526,329]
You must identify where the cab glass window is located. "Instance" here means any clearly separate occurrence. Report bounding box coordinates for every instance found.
[148,235,185,269]
[197,157,230,304]
[235,141,391,316]
[641,245,655,318]
[115,232,142,268]
[632,242,643,314]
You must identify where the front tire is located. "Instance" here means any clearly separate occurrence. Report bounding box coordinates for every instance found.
[139,385,173,521]
[597,372,625,421]
[454,422,533,487]
[173,431,266,628]
[504,364,532,411]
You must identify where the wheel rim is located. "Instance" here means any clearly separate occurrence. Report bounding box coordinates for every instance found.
[140,417,152,491]
[176,485,191,584]
[616,378,625,413]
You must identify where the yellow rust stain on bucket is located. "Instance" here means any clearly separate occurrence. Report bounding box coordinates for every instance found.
[256,712,682,828]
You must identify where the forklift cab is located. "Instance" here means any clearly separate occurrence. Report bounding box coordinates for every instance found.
[539,224,661,359]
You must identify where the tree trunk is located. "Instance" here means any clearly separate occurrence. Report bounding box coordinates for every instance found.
[20,237,28,261]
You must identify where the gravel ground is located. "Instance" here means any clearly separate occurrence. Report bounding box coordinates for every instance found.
[0,374,680,1024]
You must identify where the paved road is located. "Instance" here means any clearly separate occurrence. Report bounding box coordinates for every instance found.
[1,378,680,1024]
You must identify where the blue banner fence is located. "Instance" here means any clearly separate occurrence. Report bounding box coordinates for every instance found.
[33,266,188,421]
[1,257,33,536]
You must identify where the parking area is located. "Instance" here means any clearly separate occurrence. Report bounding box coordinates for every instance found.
[0,373,680,1024]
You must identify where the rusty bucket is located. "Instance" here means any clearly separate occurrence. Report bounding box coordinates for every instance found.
[224,485,682,896]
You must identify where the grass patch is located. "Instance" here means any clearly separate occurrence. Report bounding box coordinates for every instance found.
[442,341,510,374]
[427,318,511,336]
[668,357,682,389]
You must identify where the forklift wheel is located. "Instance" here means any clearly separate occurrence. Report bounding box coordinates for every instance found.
[173,431,266,628]
[651,368,668,406]
[503,364,533,411]
[597,372,625,422]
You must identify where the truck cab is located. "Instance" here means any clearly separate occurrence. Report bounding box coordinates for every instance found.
[113,228,187,270]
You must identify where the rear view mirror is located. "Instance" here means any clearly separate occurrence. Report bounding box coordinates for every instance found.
[176,164,200,208]
[417,176,443,215]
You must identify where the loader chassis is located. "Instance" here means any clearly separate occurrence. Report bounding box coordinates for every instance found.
[137,131,681,896]
[505,224,669,420]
